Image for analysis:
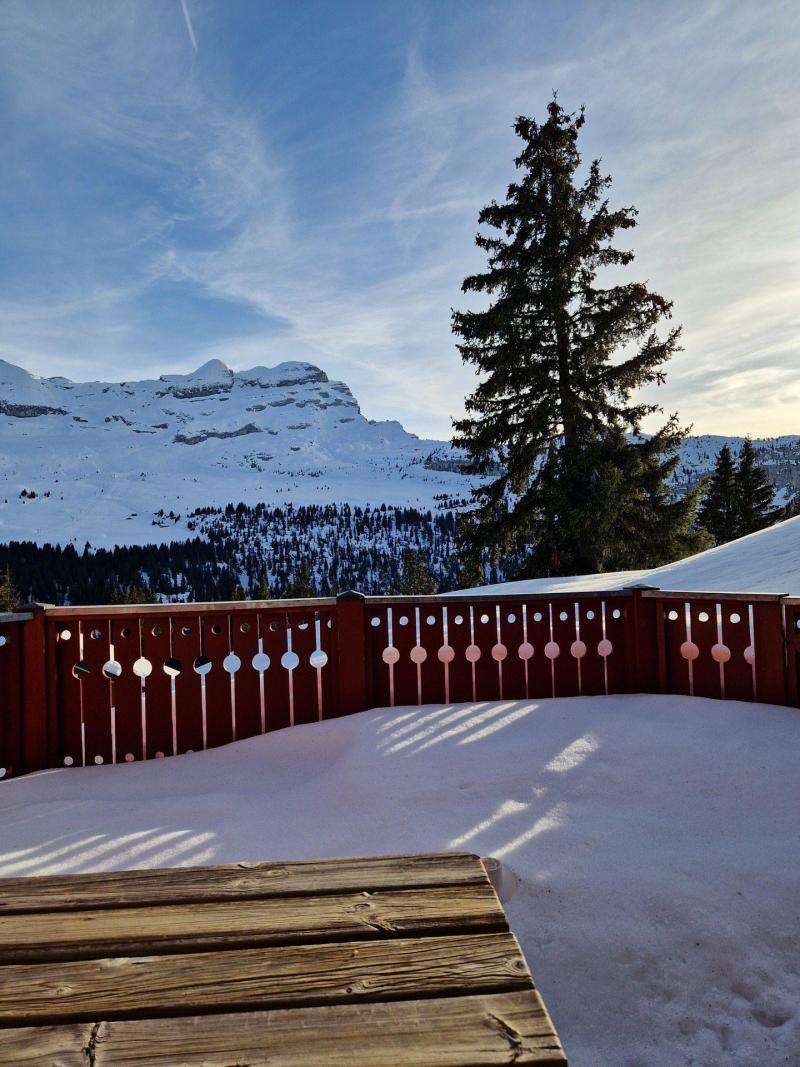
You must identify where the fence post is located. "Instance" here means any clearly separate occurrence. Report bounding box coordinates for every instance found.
[753,598,789,706]
[335,591,370,717]
[625,585,661,694]
[18,603,50,773]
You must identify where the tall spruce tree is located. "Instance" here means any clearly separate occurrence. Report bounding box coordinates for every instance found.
[696,445,738,544]
[0,566,20,612]
[453,99,704,576]
[398,549,437,595]
[735,438,778,536]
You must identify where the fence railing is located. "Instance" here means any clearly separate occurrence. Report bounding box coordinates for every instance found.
[0,587,796,779]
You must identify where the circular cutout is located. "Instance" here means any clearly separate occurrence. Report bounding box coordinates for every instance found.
[744,645,756,665]
[240,621,251,633]
[465,644,481,663]
[729,613,741,624]
[152,625,162,637]
[491,643,507,662]
[559,611,568,622]
[453,614,464,625]
[697,611,710,623]
[507,613,516,624]
[667,610,679,621]
[0,767,6,779]
[597,638,613,657]
[680,640,700,661]
[211,624,222,635]
[0,635,6,648]
[410,646,427,664]
[382,646,400,665]
[612,609,622,620]
[252,651,270,671]
[438,645,455,664]
[586,610,595,621]
[125,753,135,763]
[155,751,165,759]
[193,655,212,676]
[426,615,436,626]
[269,620,279,632]
[59,629,72,641]
[181,625,192,636]
[223,653,241,674]
[102,659,122,680]
[711,643,731,663]
[132,656,152,678]
[72,660,90,679]
[310,649,328,669]
[63,756,74,767]
[480,613,490,624]
[533,612,543,623]
[518,642,534,661]
[544,641,560,661]
[120,627,131,638]
[94,755,103,765]
[163,657,182,678]
[370,616,381,627]
[90,628,102,641]
[570,640,587,659]
[298,620,309,630]
[281,651,300,670]
[398,615,409,626]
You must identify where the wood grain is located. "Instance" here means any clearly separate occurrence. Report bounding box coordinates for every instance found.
[0,932,531,1024]
[0,991,568,1065]
[0,884,506,963]
[0,852,486,914]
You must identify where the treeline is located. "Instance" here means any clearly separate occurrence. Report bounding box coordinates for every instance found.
[0,503,524,607]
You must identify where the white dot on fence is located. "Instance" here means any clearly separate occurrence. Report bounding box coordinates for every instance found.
[533,612,543,623]
[570,640,587,659]
[63,756,74,766]
[399,615,409,626]
[132,656,152,678]
[310,649,328,669]
[597,639,613,657]
[94,755,103,765]
[0,635,6,648]
[0,768,6,779]
[465,644,481,663]
[426,615,436,625]
[90,628,102,640]
[410,646,427,664]
[163,657,182,678]
[193,655,212,675]
[507,613,516,624]
[125,753,135,763]
[667,610,679,621]
[518,641,534,661]
[382,646,400,665]
[252,651,270,671]
[281,650,300,670]
[298,621,309,630]
[480,613,490,624]
[370,616,381,627]
[454,615,464,625]
[586,610,595,620]
[729,613,741,624]
[680,641,700,661]
[544,641,560,660]
[698,611,710,623]
[102,660,122,680]
[559,611,568,622]
[223,653,241,674]
[491,643,507,662]
[711,643,731,663]
[744,645,756,665]
[612,609,622,619]
[59,629,72,641]
[438,645,455,663]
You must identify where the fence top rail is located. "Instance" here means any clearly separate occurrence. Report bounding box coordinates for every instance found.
[640,589,787,603]
[0,611,34,624]
[39,597,338,620]
[365,588,635,605]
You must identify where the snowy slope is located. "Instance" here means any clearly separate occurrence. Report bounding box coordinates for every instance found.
[2,694,798,1066]
[1,355,797,548]
[0,357,468,547]
[460,514,800,597]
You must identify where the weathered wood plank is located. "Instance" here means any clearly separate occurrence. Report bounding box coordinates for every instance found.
[0,991,568,1065]
[0,932,531,1024]
[0,852,486,914]
[0,884,506,963]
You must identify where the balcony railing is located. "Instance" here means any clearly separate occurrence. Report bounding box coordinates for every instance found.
[1,587,797,779]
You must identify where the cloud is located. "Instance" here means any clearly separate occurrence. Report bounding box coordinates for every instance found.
[180,0,198,54]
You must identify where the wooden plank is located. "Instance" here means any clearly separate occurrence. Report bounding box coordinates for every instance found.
[0,990,568,1065]
[0,852,487,915]
[0,884,506,962]
[0,932,531,1024]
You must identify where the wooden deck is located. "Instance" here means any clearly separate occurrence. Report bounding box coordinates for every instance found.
[0,852,567,1065]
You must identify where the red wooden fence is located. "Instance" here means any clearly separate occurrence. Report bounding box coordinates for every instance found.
[0,588,796,779]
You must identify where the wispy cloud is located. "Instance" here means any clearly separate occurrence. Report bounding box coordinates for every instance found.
[180,0,198,54]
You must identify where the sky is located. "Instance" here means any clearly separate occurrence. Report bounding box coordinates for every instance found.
[1,0,798,440]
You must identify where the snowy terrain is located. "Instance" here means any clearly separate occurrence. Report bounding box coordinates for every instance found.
[2,693,798,1066]
[459,513,800,597]
[1,356,797,548]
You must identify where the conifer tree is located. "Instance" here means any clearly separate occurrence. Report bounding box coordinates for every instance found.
[696,445,738,545]
[253,578,272,600]
[0,567,20,612]
[398,549,437,595]
[453,98,703,576]
[735,438,778,536]
[285,561,315,599]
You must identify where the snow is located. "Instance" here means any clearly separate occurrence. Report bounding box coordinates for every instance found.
[461,514,800,598]
[2,693,798,1066]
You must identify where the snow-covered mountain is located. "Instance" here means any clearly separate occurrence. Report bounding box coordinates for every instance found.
[0,358,468,547]
[1,355,797,549]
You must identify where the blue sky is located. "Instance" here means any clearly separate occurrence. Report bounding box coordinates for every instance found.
[1,1,798,438]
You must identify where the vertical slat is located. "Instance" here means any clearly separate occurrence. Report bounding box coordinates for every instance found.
[446,605,475,704]
[109,617,145,764]
[0,621,22,779]
[140,618,179,759]
[289,612,321,726]
[228,612,263,740]
[79,618,114,767]
[259,610,292,731]
[200,613,234,749]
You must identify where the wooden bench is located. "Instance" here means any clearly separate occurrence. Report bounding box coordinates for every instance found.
[0,851,567,1065]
